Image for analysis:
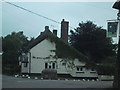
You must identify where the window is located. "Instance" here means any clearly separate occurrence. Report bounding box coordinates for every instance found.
[49,65,51,69]
[76,67,84,73]
[48,62,52,69]
[62,62,66,66]
[22,54,28,63]
[91,68,95,71]
[90,68,96,73]
[45,63,47,69]
[52,63,55,69]
[45,62,56,69]
[24,63,28,67]
[77,67,79,71]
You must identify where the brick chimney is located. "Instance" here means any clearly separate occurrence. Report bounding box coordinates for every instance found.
[53,30,57,36]
[61,19,69,43]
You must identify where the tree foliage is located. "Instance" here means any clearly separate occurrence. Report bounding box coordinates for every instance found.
[70,21,116,63]
[2,31,30,75]
[69,21,117,75]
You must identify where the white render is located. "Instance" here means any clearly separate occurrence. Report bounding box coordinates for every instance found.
[30,39,56,58]
[20,39,98,78]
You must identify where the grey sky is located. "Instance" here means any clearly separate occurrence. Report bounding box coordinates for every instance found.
[2,2,118,39]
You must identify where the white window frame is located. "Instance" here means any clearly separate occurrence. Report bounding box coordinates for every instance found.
[90,68,96,73]
[24,63,28,67]
[76,67,84,73]
[45,62,56,69]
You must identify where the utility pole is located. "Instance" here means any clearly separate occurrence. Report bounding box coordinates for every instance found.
[112,0,120,88]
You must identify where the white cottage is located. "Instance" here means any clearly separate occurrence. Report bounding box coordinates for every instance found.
[19,19,98,79]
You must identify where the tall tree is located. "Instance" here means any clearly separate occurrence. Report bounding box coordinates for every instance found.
[69,21,116,64]
[2,31,29,74]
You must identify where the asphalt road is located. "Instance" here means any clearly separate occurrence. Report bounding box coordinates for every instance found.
[2,75,113,88]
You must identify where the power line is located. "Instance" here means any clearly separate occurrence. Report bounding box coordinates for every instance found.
[107,19,118,21]
[4,1,61,24]
[3,0,75,30]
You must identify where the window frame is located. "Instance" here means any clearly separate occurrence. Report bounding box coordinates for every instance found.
[45,62,56,69]
[24,63,28,67]
[76,66,84,73]
[90,68,96,73]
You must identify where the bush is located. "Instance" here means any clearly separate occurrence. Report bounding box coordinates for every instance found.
[41,69,57,79]
[96,64,115,75]
[2,64,21,75]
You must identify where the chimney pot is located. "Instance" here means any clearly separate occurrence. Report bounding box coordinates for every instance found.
[40,32,43,35]
[45,26,49,31]
[53,30,57,36]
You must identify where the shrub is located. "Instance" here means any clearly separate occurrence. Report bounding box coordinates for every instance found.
[41,69,57,79]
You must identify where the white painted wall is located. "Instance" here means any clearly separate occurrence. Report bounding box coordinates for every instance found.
[21,63,29,73]
[21,53,30,73]
[30,39,56,73]
[31,59,44,73]
[56,59,69,74]
[30,39,56,58]
[29,57,98,77]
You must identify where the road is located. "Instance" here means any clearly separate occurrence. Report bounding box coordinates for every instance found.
[2,75,113,88]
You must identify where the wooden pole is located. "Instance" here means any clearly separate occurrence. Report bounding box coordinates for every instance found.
[113,10,120,88]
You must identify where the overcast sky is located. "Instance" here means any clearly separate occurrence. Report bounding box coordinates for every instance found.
[2,1,118,42]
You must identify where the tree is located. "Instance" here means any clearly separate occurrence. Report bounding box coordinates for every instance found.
[70,21,116,64]
[2,31,29,75]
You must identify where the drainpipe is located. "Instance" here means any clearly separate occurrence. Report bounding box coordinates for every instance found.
[29,52,31,76]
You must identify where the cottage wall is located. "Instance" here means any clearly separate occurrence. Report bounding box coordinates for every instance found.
[70,68,98,78]
[30,59,45,73]
[21,64,29,73]
[69,59,98,78]
[30,39,56,58]
[30,39,56,73]
[56,59,69,74]
[21,53,30,73]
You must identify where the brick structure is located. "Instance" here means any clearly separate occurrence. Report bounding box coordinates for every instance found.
[61,19,69,43]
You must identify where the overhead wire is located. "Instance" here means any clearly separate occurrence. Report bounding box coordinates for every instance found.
[3,0,75,30]
[4,1,115,30]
